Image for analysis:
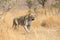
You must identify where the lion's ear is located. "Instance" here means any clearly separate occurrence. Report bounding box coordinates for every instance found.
[25,15,28,19]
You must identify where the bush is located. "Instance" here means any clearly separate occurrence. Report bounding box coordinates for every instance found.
[37,0,47,8]
[0,0,16,12]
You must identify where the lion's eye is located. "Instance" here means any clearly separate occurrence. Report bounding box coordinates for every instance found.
[32,18,34,20]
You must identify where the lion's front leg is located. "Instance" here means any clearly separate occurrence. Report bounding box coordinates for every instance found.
[24,20,30,32]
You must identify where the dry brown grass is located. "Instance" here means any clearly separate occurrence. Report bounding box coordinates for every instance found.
[0,8,60,40]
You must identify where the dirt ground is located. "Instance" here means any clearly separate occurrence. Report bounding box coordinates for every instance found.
[0,8,60,40]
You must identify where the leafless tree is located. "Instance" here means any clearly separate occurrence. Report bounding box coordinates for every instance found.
[37,0,47,8]
[0,0,16,19]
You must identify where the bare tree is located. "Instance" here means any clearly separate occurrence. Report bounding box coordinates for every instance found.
[26,0,33,15]
[0,0,16,12]
[0,0,17,19]
[26,0,38,17]
[26,0,33,9]
[37,0,47,8]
